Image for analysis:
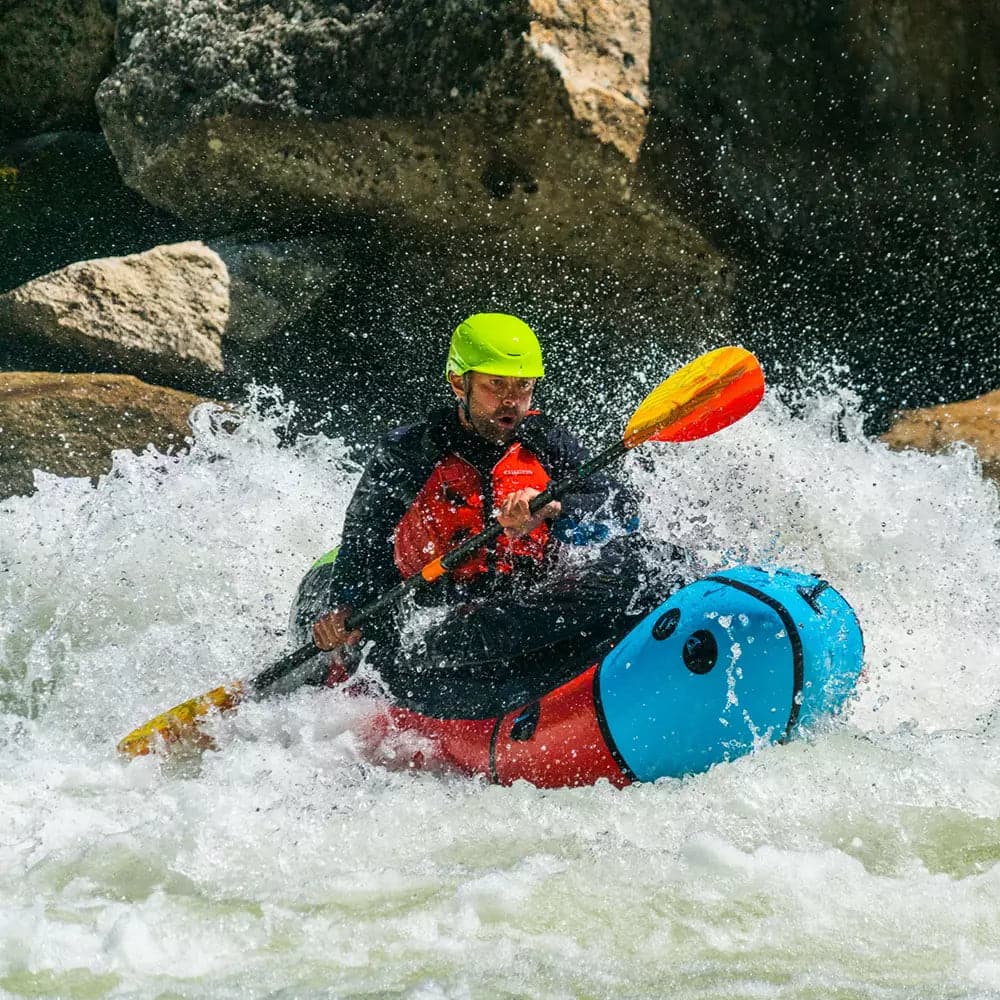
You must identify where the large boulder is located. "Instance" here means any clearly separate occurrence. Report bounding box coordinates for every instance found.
[0,0,116,137]
[645,0,1000,249]
[94,0,725,326]
[0,241,228,376]
[881,391,1000,482]
[0,372,209,498]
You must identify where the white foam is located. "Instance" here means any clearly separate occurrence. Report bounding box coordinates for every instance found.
[2,383,1000,997]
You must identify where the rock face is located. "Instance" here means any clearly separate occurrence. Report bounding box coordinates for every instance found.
[0,242,228,376]
[91,0,1000,385]
[0,372,209,498]
[0,0,116,136]
[5,1,996,440]
[882,392,1000,481]
[94,0,723,321]
[645,0,1000,248]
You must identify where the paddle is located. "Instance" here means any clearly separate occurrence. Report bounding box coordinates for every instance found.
[117,346,765,757]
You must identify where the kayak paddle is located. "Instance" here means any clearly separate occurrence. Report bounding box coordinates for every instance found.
[117,345,765,757]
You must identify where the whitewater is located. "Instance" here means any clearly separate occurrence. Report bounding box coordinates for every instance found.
[3,375,1000,1000]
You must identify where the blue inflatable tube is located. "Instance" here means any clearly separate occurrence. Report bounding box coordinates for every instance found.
[596,565,865,782]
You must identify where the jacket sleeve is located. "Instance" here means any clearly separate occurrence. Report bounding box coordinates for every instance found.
[322,432,420,611]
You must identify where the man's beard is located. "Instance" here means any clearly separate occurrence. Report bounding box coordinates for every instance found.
[472,409,519,443]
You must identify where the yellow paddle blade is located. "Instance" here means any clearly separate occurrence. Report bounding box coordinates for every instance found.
[117,682,246,757]
[623,346,764,449]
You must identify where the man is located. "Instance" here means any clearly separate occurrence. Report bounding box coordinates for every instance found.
[305,312,686,718]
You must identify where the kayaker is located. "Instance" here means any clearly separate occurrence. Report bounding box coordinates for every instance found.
[304,312,687,718]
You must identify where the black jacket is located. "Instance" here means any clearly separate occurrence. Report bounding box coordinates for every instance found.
[325,406,638,612]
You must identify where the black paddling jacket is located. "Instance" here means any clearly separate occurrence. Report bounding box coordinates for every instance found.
[325,407,638,612]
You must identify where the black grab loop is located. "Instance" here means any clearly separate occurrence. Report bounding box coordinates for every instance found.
[797,580,831,614]
[683,630,718,675]
[509,702,541,742]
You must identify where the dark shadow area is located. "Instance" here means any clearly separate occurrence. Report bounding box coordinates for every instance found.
[0,130,194,294]
[643,0,1000,433]
[220,227,707,453]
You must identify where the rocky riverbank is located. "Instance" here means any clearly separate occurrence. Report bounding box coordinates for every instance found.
[0,372,212,498]
[882,391,1000,483]
[2,0,999,497]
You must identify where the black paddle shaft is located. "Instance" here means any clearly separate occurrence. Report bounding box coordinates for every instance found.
[251,437,631,694]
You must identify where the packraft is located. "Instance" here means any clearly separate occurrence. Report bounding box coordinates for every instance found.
[292,553,864,788]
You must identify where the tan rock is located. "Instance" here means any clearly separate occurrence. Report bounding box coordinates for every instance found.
[527,0,650,162]
[0,242,228,376]
[881,391,1000,480]
[0,372,210,498]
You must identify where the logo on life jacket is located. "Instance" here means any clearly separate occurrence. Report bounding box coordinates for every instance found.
[394,443,552,581]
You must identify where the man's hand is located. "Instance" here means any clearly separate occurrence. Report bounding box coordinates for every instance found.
[497,488,562,539]
[313,607,362,651]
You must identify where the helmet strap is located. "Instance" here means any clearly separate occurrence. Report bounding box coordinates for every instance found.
[461,372,473,423]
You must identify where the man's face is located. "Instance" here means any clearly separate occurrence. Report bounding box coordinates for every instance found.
[450,372,537,444]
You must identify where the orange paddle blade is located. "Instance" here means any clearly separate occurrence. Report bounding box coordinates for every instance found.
[623,347,764,448]
[117,682,246,757]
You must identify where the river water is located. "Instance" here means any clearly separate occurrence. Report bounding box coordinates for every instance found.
[3,379,1000,999]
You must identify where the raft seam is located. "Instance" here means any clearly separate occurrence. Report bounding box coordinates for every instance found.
[592,664,639,783]
[705,575,805,739]
[487,715,503,784]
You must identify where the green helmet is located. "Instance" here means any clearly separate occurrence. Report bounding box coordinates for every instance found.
[445,313,545,381]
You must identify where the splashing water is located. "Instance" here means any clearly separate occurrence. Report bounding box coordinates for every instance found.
[2,382,1000,999]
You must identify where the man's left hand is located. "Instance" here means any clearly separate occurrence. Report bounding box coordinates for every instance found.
[497,488,562,538]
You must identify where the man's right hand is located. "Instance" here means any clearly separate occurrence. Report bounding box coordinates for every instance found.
[313,607,362,651]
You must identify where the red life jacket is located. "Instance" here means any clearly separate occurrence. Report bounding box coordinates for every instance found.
[394,442,552,582]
